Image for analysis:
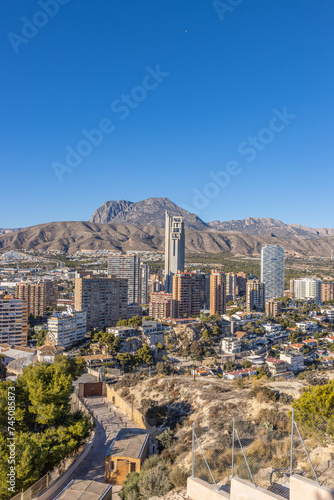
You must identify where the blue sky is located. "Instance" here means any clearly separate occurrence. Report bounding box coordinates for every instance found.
[1,0,334,228]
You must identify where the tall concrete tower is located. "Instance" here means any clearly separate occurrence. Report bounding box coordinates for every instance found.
[164,211,185,293]
[261,245,285,301]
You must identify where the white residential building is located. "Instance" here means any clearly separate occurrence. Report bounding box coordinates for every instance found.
[222,337,242,354]
[293,278,323,305]
[47,309,87,349]
[280,352,304,372]
[261,245,285,301]
[323,308,334,323]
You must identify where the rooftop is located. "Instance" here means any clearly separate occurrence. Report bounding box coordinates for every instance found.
[106,428,150,459]
[54,480,112,500]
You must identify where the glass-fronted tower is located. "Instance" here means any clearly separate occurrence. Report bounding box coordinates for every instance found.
[261,245,285,301]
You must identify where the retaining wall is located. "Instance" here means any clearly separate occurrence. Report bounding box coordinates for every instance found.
[187,475,334,500]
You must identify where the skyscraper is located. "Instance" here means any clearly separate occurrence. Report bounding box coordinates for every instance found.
[246,280,265,312]
[140,263,149,305]
[0,295,28,345]
[210,270,226,316]
[74,275,128,329]
[172,272,201,318]
[108,255,141,304]
[261,245,285,301]
[164,211,185,293]
[226,273,237,302]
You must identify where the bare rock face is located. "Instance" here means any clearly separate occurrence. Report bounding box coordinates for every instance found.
[208,217,334,240]
[89,197,208,230]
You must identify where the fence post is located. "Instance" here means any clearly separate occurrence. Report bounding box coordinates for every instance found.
[192,422,195,477]
[21,489,23,500]
[293,420,321,486]
[232,416,235,478]
[290,408,294,477]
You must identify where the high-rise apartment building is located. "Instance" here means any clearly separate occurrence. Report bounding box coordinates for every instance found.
[15,280,57,316]
[210,270,226,316]
[226,273,237,302]
[261,245,285,301]
[140,263,149,305]
[164,212,185,293]
[322,282,334,302]
[236,272,247,296]
[0,295,28,345]
[149,292,173,319]
[246,280,265,312]
[74,275,128,329]
[293,278,323,305]
[265,299,282,318]
[47,309,87,349]
[172,272,201,318]
[107,255,141,304]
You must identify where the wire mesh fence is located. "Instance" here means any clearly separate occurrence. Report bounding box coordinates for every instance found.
[192,408,334,496]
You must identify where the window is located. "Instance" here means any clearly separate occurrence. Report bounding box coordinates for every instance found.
[130,462,136,473]
[109,461,115,471]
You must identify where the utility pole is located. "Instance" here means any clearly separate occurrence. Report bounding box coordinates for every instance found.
[131,395,134,421]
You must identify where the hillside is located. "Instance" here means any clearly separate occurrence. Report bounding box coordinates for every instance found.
[89,197,208,230]
[1,220,334,257]
[208,217,334,239]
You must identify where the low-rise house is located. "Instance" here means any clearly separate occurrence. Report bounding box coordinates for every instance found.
[36,345,65,363]
[303,339,317,349]
[265,357,288,376]
[105,428,151,485]
[224,368,257,380]
[321,356,334,367]
[246,355,265,367]
[82,354,114,367]
[290,343,305,352]
[263,323,282,334]
[296,321,318,332]
[106,326,137,339]
[234,331,249,340]
[280,352,304,372]
[326,335,334,344]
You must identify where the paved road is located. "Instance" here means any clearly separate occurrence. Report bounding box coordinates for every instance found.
[47,374,134,499]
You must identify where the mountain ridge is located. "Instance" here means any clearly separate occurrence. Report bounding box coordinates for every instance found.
[1,220,334,257]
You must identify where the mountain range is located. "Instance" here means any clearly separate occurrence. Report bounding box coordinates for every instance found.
[0,197,333,257]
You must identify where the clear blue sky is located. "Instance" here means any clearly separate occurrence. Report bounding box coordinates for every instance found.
[1,0,334,228]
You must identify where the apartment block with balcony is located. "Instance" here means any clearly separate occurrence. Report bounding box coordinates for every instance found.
[172,272,201,319]
[47,309,87,349]
[74,275,128,330]
[0,295,28,346]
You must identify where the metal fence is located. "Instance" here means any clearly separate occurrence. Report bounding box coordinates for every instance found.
[192,409,334,496]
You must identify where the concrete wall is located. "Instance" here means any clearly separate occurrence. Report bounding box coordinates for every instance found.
[187,477,230,500]
[290,475,334,500]
[187,475,334,500]
[230,478,284,500]
[105,384,147,429]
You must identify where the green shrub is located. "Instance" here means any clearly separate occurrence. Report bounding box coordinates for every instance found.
[169,466,188,487]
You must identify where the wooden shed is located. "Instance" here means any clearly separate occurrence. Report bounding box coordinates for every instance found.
[105,428,151,485]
